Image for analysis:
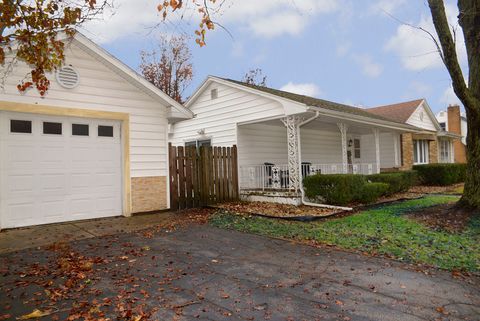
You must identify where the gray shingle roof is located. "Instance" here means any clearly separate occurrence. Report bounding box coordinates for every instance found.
[220,78,408,125]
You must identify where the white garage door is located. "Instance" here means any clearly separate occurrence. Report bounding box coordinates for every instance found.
[0,111,122,228]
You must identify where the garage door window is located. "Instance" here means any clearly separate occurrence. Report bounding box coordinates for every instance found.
[43,122,62,135]
[98,125,114,137]
[10,120,32,133]
[72,124,89,136]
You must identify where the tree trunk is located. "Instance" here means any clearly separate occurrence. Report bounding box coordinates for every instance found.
[428,0,480,208]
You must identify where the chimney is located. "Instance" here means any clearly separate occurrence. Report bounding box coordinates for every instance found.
[447,104,467,163]
[447,104,461,135]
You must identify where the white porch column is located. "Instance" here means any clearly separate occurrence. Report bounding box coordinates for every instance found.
[393,134,400,167]
[283,116,303,191]
[373,128,381,173]
[337,123,348,173]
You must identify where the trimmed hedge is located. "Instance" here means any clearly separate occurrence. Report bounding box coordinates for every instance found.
[368,171,418,194]
[304,174,365,205]
[358,182,390,204]
[413,163,466,186]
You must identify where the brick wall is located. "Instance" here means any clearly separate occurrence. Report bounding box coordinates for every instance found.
[131,176,168,213]
[400,133,413,170]
[429,139,438,163]
[447,105,467,163]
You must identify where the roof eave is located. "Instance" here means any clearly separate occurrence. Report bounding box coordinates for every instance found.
[307,106,421,132]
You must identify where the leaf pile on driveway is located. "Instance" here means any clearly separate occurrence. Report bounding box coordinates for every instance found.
[0,208,215,321]
[216,201,336,217]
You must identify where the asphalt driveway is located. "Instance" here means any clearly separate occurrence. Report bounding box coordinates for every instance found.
[1,224,479,321]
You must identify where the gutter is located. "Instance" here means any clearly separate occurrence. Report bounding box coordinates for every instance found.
[306,106,421,133]
[296,111,353,211]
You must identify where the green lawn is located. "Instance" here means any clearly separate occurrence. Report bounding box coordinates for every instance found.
[210,196,480,272]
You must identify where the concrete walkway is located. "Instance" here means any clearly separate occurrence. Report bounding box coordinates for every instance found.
[0,212,176,254]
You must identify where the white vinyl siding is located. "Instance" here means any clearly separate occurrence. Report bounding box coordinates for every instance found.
[0,42,169,178]
[413,140,429,164]
[170,83,286,147]
[406,104,437,131]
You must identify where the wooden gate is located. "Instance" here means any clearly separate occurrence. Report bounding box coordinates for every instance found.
[168,143,239,210]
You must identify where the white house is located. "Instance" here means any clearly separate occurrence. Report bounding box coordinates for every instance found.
[0,32,192,229]
[169,76,424,204]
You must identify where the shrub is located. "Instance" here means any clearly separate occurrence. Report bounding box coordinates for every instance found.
[303,174,366,205]
[358,182,390,204]
[413,163,466,186]
[368,171,418,195]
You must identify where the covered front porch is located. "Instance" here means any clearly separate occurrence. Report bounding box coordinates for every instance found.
[237,111,405,199]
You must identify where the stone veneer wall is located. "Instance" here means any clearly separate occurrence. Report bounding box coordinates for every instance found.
[429,139,438,164]
[400,133,414,170]
[131,176,168,213]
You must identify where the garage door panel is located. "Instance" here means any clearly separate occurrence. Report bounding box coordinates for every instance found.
[0,112,123,228]
[39,173,67,194]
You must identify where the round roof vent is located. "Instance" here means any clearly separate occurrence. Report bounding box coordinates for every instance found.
[56,65,80,89]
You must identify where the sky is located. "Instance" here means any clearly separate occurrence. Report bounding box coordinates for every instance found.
[82,0,468,113]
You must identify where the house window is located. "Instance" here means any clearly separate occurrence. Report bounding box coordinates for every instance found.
[439,139,452,163]
[43,122,62,135]
[10,120,32,133]
[185,139,211,149]
[439,122,446,131]
[210,88,218,100]
[354,139,361,159]
[413,140,429,164]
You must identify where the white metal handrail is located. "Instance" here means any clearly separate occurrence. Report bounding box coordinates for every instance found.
[239,163,375,190]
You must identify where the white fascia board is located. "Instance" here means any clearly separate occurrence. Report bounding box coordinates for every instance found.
[307,106,421,132]
[72,32,193,119]
[189,76,307,113]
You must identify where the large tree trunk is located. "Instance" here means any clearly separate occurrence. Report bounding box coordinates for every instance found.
[428,0,480,208]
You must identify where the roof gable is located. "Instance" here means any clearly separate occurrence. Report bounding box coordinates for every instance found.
[72,32,193,119]
[187,76,409,126]
[406,100,441,131]
[366,99,423,123]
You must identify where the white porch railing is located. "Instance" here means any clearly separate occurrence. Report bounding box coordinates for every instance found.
[239,163,375,190]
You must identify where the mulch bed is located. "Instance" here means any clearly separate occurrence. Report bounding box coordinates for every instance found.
[405,203,475,233]
[408,183,463,195]
[215,202,338,218]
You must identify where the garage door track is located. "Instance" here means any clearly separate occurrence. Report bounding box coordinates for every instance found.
[1,225,479,320]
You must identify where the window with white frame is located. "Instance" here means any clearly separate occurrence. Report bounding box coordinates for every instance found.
[413,140,429,164]
[439,139,452,163]
[353,138,361,159]
[185,139,211,149]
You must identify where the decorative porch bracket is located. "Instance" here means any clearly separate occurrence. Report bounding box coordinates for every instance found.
[337,123,348,173]
[281,116,304,191]
[373,128,381,173]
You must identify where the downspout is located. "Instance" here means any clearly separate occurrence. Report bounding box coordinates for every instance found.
[297,111,353,211]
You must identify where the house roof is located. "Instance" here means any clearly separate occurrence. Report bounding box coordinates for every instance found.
[219,78,407,124]
[366,99,424,123]
[70,32,193,119]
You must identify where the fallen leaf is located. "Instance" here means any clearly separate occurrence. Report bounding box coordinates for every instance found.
[16,309,52,320]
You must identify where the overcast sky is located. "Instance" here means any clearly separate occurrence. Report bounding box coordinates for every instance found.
[82,0,467,112]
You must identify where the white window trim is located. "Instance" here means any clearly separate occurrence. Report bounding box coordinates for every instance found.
[413,139,429,165]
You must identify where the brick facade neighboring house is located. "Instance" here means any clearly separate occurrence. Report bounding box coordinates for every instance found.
[367,99,460,170]
[436,105,467,163]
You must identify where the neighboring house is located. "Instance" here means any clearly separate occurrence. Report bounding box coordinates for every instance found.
[0,32,192,229]
[169,76,422,204]
[366,99,460,168]
[436,105,467,163]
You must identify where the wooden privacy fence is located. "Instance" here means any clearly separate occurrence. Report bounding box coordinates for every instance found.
[169,143,239,210]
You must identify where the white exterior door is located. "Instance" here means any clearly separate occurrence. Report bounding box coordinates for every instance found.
[0,111,122,228]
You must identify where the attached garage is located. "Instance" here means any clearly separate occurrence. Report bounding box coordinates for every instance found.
[0,33,192,229]
[0,112,122,228]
